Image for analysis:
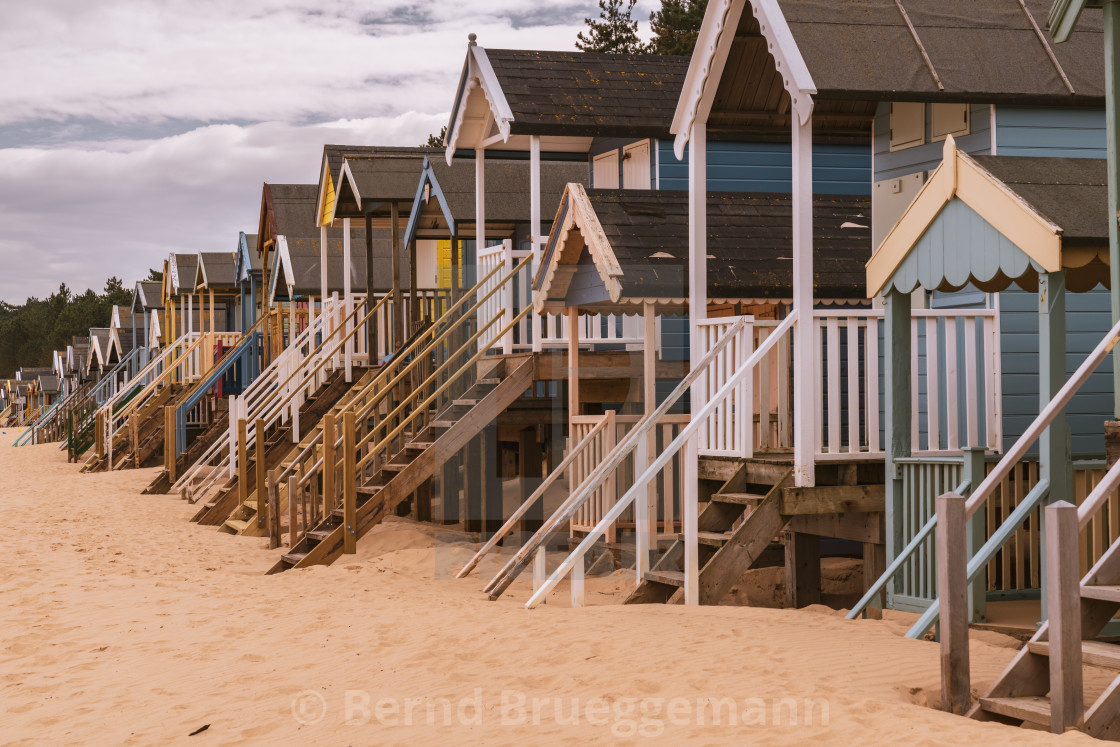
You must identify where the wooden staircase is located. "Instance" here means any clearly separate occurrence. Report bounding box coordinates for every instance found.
[80,384,178,473]
[143,398,232,494]
[625,461,794,605]
[269,356,534,573]
[218,367,378,536]
[191,366,367,526]
[969,518,1120,738]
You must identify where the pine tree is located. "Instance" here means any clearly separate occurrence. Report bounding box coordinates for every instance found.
[576,0,643,54]
[422,126,447,148]
[647,0,708,56]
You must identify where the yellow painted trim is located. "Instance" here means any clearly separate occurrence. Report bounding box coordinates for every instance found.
[320,172,336,227]
[866,135,1064,297]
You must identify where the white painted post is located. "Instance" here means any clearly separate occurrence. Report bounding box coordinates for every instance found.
[228,394,238,478]
[571,554,585,608]
[502,239,514,354]
[533,546,546,596]
[684,122,707,605]
[476,145,486,264]
[343,217,352,383]
[635,301,657,581]
[530,135,543,353]
[320,225,328,310]
[792,112,816,487]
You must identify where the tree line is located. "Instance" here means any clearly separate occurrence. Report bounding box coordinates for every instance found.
[0,271,161,378]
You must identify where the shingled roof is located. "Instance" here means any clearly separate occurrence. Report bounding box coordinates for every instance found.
[168,254,199,296]
[132,281,163,312]
[538,185,871,309]
[679,0,1106,144]
[969,156,1107,245]
[483,50,689,138]
[196,252,238,291]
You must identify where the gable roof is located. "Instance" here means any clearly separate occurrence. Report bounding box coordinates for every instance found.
[404,156,586,240]
[168,254,199,296]
[537,184,871,310]
[332,150,436,224]
[446,44,689,158]
[674,0,1105,151]
[234,232,261,282]
[867,137,1108,296]
[196,251,238,291]
[132,281,163,312]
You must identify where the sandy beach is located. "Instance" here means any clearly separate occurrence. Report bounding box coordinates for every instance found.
[0,429,1094,745]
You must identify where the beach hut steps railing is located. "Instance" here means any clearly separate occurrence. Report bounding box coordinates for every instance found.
[482,313,793,607]
[174,294,378,503]
[958,460,1120,734]
[273,257,535,568]
[846,316,1120,632]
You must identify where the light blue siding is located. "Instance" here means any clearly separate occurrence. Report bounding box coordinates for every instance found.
[659,140,871,195]
[873,103,992,182]
[994,107,1106,158]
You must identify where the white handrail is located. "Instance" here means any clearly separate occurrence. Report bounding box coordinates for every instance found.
[522,313,796,608]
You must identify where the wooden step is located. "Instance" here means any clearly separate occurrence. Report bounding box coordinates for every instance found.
[306,529,333,542]
[431,420,456,429]
[677,531,732,547]
[452,399,479,407]
[1081,585,1120,603]
[1027,639,1120,669]
[224,519,249,533]
[281,552,307,566]
[642,570,684,587]
[711,492,767,506]
[477,378,501,386]
[356,485,387,496]
[382,463,410,473]
[978,696,1050,726]
[407,441,434,449]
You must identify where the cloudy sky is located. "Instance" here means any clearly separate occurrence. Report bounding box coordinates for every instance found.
[0,0,660,302]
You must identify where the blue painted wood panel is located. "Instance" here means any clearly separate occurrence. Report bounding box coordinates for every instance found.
[938,285,1113,456]
[994,107,1106,158]
[873,103,992,182]
[659,140,871,195]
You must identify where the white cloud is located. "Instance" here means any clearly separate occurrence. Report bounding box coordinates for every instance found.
[0,114,443,300]
[0,0,669,300]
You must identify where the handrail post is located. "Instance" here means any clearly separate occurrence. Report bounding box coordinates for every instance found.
[255,419,266,528]
[884,289,912,609]
[237,418,248,508]
[1039,270,1071,616]
[962,446,987,622]
[1046,500,1083,734]
[343,411,357,554]
[323,413,336,518]
[936,491,970,715]
[164,406,175,481]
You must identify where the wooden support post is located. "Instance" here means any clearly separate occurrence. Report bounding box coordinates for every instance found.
[962,446,987,622]
[1039,270,1070,614]
[237,418,248,507]
[343,411,357,554]
[129,413,139,469]
[518,426,540,531]
[884,289,912,608]
[784,532,821,609]
[936,491,970,715]
[1107,0,1120,419]
[481,424,500,535]
[442,453,461,524]
[164,406,176,481]
[792,110,816,486]
[1046,500,1083,734]
[861,541,886,618]
[465,435,483,533]
[343,217,353,383]
[267,469,279,549]
[637,301,657,577]
[255,419,266,527]
[571,553,585,608]
[323,413,336,518]
[450,236,461,305]
[567,307,580,418]
[391,202,404,351]
[409,238,418,331]
[365,213,376,358]
[288,474,298,548]
[533,546,546,596]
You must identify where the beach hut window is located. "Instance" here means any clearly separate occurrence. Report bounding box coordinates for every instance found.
[931,103,969,142]
[593,150,620,189]
[889,102,925,151]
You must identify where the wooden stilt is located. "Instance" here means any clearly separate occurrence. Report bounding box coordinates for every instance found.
[343,411,357,554]
[255,419,266,528]
[1046,500,1083,733]
[937,491,971,715]
[323,413,336,518]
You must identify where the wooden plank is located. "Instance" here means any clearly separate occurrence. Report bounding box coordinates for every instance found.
[937,492,970,715]
[343,411,356,555]
[237,418,248,508]
[288,475,298,549]
[267,470,279,549]
[1046,501,1083,733]
[784,532,821,609]
[323,413,335,519]
[788,512,884,544]
[255,419,267,529]
[780,484,885,515]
